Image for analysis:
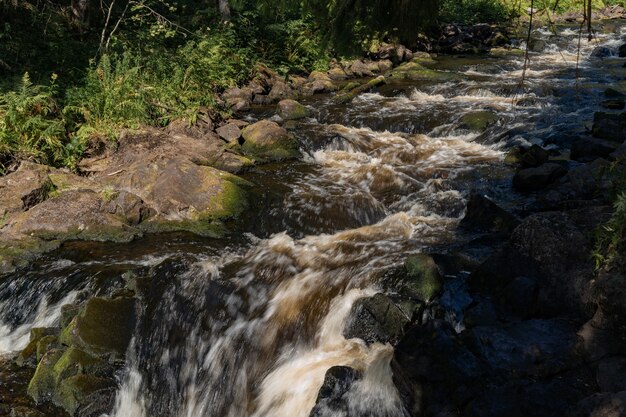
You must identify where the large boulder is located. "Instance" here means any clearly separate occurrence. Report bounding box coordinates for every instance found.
[512,163,567,191]
[461,192,519,234]
[277,99,309,120]
[0,162,52,221]
[389,61,458,82]
[571,137,619,162]
[5,189,144,242]
[343,293,409,345]
[241,120,300,162]
[60,296,136,358]
[104,157,249,228]
[568,392,626,417]
[402,254,443,302]
[309,366,362,417]
[592,112,626,142]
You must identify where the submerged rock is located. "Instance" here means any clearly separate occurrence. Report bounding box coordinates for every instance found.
[459,111,499,132]
[241,120,300,162]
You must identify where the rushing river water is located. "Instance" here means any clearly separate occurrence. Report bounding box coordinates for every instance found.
[1,22,625,417]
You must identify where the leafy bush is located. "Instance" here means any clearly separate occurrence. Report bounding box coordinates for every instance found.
[593,192,626,272]
[439,0,514,24]
[0,73,82,171]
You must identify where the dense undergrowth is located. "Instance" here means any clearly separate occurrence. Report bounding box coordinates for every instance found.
[0,0,624,173]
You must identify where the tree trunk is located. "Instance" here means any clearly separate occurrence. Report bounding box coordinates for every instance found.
[219,0,231,22]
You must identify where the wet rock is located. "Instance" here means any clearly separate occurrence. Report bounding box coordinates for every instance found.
[395,320,484,385]
[57,375,115,416]
[528,38,547,52]
[541,159,614,207]
[27,349,65,404]
[334,76,386,104]
[9,407,45,417]
[309,366,361,417]
[459,111,499,132]
[60,296,136,358]
[241,120,300,162]
[591,46,614,58]
[597,357,626,392]
[403,254,443,302]
[472,376,594,417]
[605,88,625,98]
[277,99,309,120]
[619,43,626,58]
[0,162,52,221]
[216,123,242,144]
[465,319,579,377]
[343,293,409,345]
[520,144,550,167]
[469,211,596,316]
[593,112,626,142]
[389,61,457,82]
[568,392,626,417]
[461,191,519,234]
[571,137,619,162]
[513,163,567,191]
[601,99,626,110]
[16,328,58,366]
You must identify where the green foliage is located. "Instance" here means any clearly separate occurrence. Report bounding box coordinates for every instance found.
[440,0,514,24]
[0,73,83,172]
[593,192,626,272]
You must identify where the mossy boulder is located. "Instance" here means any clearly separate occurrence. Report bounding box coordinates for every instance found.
[27,349,65,403]
[403,254,443,302]
[60,296,136,358]
[16,327,58,366]
[459,111,499,132]
[343,293,409,345]
[57,374,115,416]
[36,335,58,361]
[277,99,309,120]
[241,120,300,162]
[389,61,457,82]
[334,76,386,104]
[105,157,250,228]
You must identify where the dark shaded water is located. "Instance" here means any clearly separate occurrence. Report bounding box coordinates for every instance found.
[1,21,625,417]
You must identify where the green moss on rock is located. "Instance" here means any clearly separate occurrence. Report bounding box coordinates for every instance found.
[57,374,115,416]
[241,120,300,162]
[460,111,499,132]
[61,296,136,358]
[389,62,458,82]
[27,349,64,403]
[404,254,443,302]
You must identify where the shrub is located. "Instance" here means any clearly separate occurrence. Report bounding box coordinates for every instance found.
[0,73,81,171]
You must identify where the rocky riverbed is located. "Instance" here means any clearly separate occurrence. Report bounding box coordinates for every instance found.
[1,19,626,417]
